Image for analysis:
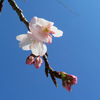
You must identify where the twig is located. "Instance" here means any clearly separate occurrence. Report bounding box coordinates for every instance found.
[0,0,4,13]
[8,0,29,30]
[43,55,53,71]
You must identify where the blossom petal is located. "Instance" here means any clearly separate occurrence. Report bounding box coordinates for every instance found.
[29,18,42,32]
[19,35,31,48]
[29,16,37,25]
[46,34,52,44]
[37,17,54,27]
[16,34,27,41]
[50,26,63,37]
[30,41,47,56]
[29,16,54,29]
[63,81,72,92]
[22,44,31,50]
[29,29,52,44]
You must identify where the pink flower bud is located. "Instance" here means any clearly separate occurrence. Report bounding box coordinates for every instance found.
[70,75,77,85]
[62,74,77,92]
[34,56,43,69]
[26,56,34,65]
[62,81,71,92]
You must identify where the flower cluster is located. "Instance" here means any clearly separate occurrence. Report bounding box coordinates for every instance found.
[16,16,63,56]
[60,72,77,92]
[16,17,77,92]
[16,16,63,69]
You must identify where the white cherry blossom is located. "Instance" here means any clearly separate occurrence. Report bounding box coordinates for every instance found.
[16,17,63,56]
[29,16,63,44]
[16,31,47,56]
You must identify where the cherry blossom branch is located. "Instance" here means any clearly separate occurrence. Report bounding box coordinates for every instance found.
[8,0,29,30]
[7,0,77,91]
[7,0,58,86]
[43,55,62,87]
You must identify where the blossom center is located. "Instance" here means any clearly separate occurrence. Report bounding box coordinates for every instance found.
[44,27,49,33]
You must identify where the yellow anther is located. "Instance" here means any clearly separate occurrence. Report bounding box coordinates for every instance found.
[44,27,49,32]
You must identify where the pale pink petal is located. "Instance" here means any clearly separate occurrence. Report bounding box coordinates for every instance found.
[30,30,52,44]
[70,75,77,85]
[46,34,52,44]
[22,44,31,50]
[29,16,54,30]
[36,17,54,27]
[29,16,37,25]
[29,17,41,32]
[19,35,31,48]
[47,22,54,28]
[16,34,27,41]
[65,84,71,92]
[30,41,47,56]
[63,82,71,92]
[29,22,42,33]
[50,26,63,37]
[27,31,32,36]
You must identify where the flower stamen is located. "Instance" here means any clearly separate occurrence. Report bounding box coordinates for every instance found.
[44,27,49,33]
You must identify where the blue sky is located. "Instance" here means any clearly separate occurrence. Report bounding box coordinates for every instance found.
[0,0,100,100]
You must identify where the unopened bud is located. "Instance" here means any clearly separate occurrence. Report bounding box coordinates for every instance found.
[34,56,43,69]
[62,73,77,92]
[70,75,77,85]
[26,56,34,65]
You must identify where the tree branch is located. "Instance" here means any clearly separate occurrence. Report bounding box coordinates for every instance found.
[8,0,29,30]
[0,0,4,13]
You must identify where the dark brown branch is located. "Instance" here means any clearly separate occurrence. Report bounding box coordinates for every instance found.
[43,55,58,87]
[43,55,61,79]
[50,71,57,87]
[43,55,53,71]
[0,0,4,13]
[0,0,4,3]
[8,0,29,30]
[43,55,62,87]
[45,66,49,77]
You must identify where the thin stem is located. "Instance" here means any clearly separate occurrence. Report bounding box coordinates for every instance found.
[8,0,29,30]
[43,55,53,71]
[0,0,4,13]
